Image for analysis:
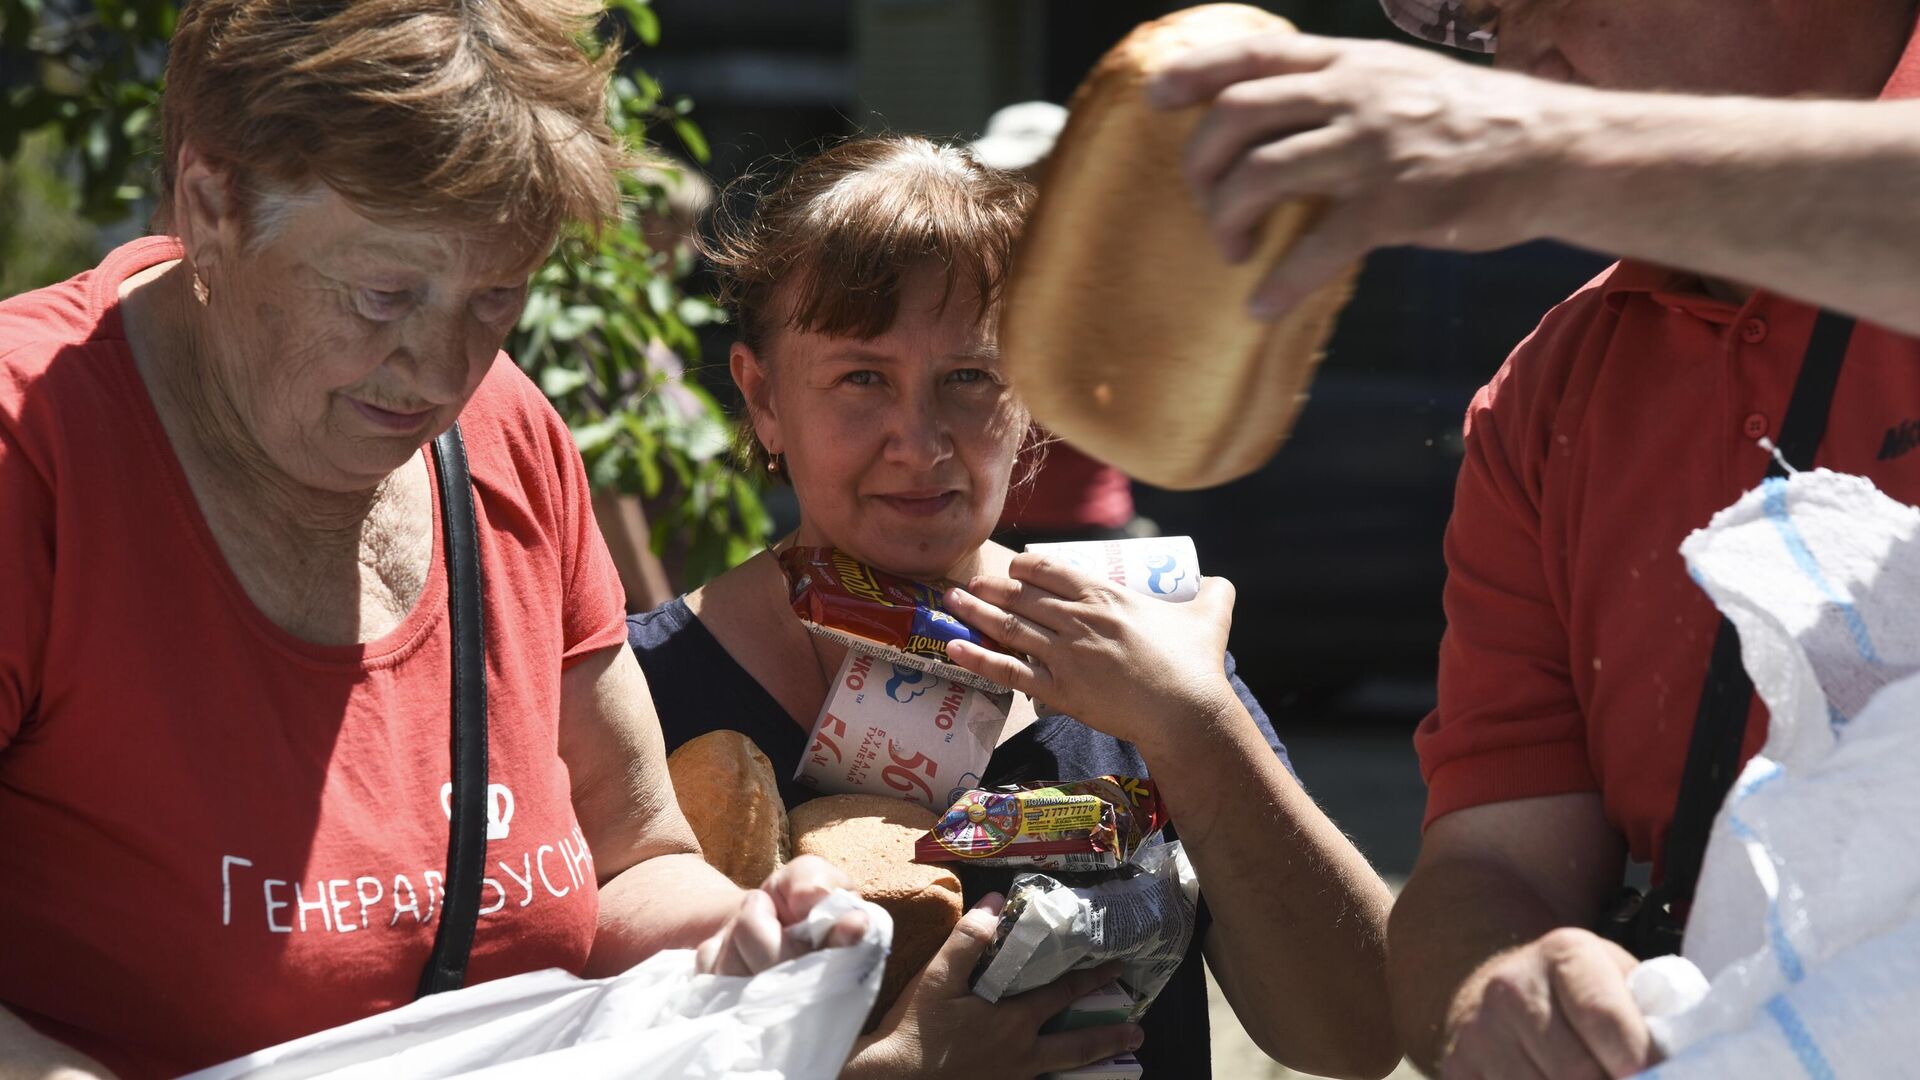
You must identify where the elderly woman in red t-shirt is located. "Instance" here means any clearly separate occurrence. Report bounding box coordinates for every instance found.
[0,2,857,1075]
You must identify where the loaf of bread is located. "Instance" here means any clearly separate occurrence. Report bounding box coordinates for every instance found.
[1001,3,1357,491]
[667,731,790,890]
[790,794,963,1027]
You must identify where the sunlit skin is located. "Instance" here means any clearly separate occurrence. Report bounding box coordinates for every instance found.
[1474,0,1908,96]
[732,266,1027,582]
[138,147,543,499]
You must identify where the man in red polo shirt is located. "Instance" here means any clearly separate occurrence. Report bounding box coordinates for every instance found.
[1149,1,1920,1076]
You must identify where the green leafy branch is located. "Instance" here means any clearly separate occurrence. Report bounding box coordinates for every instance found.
[1,0,770,586]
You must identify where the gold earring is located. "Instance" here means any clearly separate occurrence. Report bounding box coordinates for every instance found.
[191,270,210,306]
[766,452,784,477]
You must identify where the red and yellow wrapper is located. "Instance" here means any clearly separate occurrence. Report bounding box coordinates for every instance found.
[913,776,1167,872]
[780,546,1016,695]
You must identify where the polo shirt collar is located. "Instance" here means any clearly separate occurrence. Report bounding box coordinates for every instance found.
[1883,9,1920,101]
[1599,260,1750,323]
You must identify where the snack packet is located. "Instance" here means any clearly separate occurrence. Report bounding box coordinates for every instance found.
[1041,982,1133,1034]
[1024,536,1201,603]
[780,546,1013,695]
[971,839,1199,1022]
[913,776,1166,872]
[1047,1057,1142,1080]
[795,650,1011,812]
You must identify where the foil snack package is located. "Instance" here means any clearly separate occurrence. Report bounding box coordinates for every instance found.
[1024,536,1201,603]
[971,839,1199,1022]
[780,545,1015,694]
[914,776,1167,872]
[795,650,1012,812]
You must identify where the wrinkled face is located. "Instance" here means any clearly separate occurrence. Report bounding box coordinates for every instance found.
[193,187,537,492]
[740,267,1026,580]
[1477,0,1908,97]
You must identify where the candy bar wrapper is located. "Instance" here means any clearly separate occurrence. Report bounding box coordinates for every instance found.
[1025,535,1200,603]
[780,546,1014,695]
[795,650,1011,813]
[972,840,1199,1023]
[913,776,1167,872]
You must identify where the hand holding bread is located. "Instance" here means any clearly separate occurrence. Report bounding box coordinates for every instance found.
[1002,3,1356,491]
[1148,17,1577,317]
[668,742,1138,1076]
[843,896,1142,1080]
[789,794,963,1023]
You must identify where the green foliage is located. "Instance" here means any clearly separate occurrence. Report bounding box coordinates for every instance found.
[1,0,174,220]
[0,129,99,296]
[512,144,772,586]
[1,0,769,586]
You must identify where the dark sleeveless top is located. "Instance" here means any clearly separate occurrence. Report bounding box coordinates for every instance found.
[629,597,1293,1079]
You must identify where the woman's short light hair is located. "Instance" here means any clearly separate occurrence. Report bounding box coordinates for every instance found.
[157,0,627,251]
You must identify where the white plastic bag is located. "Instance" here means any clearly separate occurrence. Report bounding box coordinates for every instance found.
[1629,470,1920,1077]
[185,891,892,1080]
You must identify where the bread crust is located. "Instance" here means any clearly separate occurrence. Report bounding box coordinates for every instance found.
[791,795,964,1028]
[1003,3,1358,490]
[667,731,791,889]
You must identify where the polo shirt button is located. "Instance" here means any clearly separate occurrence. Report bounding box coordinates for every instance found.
[1741,317,1769,344]
[1744,413,1769,438]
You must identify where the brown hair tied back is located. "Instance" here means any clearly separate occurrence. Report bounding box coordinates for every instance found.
[703,134,1036,477]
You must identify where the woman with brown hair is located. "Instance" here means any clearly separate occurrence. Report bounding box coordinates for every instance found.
[628,135,1401,1079]
[0,2,860,1075]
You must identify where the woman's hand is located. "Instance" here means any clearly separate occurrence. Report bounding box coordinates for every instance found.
[843,895,1143,1079]
[944,554,1241,752]
[1146,31,1586,319]
[694,855,869,976]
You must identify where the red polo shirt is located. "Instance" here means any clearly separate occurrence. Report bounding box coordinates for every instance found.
[1417,33,1920,875]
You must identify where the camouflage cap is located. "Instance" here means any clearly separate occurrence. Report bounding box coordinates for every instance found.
[1379,0,1498,53]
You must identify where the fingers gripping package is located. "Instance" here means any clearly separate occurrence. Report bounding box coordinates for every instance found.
[1024,536,1200,603]
[972,839,1200,1023]
[796,649,1011,812]
[913,776,1168,872]
[780,546,1016,694]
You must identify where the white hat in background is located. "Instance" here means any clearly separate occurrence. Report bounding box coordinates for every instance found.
[1378,0,1497,52]
[969,101,1069,172]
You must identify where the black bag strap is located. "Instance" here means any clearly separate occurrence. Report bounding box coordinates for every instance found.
[1625,310,1855,959]
[418,422,490,997]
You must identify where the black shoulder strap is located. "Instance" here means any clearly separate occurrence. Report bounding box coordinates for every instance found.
[1640,310,1855,956]
[419,422,490,997]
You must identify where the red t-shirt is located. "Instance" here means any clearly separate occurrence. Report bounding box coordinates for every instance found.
[1419,34,1920,876]
[0,238,628,1076]
[1000,440,1136,532]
